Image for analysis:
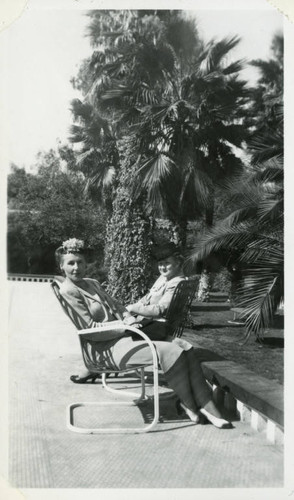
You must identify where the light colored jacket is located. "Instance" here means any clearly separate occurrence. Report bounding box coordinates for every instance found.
[127,274,185,319]
[59,278,126,328]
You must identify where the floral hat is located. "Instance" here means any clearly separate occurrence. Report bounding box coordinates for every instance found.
[61,238,86,254]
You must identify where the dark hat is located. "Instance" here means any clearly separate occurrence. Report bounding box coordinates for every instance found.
[152,242,182,261]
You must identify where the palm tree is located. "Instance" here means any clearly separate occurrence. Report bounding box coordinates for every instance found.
[188,34,283,336]
[76,12,248,231]
[97,22,249,247]
[69,11,173,298]
[189,157,283,337]
[138,38,246,240]
[68,98,119,211]
[132,34,248,299]
[70,11,182,202]
[70,11,249,300]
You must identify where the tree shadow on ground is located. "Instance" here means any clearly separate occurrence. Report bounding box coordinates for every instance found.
[191,323,239,330]
[137,396,191,426]
[256,337,284,348]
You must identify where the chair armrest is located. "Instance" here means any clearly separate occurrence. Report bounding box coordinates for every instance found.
[116,324,159,371]
[78,324,159,370]
[79,321,126,341]
[79,320,125,335]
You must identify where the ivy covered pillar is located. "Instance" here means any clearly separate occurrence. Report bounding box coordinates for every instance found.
[105,138,154,303]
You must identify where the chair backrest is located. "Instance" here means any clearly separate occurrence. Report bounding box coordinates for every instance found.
[165,279,197,338]
[52,275,196,340]
[51,277,88,330]
[51,277,108,372]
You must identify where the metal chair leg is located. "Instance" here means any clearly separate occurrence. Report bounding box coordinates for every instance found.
[67,325,160,434]
[101,368,147,402]
[67,365,159,434]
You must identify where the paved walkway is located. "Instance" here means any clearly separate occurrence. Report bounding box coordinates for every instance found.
[8,282,283,488]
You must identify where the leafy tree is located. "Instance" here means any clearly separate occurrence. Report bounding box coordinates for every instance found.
[7,149,107,276]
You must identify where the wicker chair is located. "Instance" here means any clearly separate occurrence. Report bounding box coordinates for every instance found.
[51,278,159,434]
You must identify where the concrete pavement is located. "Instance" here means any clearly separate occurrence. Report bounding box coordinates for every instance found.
[8,281,283,488]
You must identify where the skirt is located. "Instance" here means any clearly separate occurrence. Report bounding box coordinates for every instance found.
[84,335,211,409]
[90,334,187,373]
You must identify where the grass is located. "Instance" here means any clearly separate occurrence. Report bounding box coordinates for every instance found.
[183,308,284,385]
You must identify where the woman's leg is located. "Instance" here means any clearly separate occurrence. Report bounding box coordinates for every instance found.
[172,338,219,412]
[107,337,231,427]
[115,338,199,414]
[185,348,212,408]
[163,352,198,414]
[186,349,232,427]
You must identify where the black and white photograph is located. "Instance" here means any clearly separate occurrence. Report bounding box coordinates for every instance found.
[1,0,291,495]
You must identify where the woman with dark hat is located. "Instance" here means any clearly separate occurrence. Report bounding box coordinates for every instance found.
[125,242,185,322]
[55,238,232,429]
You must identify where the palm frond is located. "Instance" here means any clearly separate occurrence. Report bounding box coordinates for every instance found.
[76,148,101,167]
[70,99,93,121]
[238,264,283,339]
[243,278,282,339]
[250,58,282,87]
[240,237,283,265]
[222,59,246,75]
[257,197,283,224]
[188,221,254,265]
[187,166,213,208]
[254,157,283,183]
[84,165,116,193]
[199,36,241,74]
[68,124,86,144]
[220,206,259,226]
[137,153,176,185]
[134,153,177,212]
[101,84,132,101]
[250,131,283,164]
[177,150,211,209]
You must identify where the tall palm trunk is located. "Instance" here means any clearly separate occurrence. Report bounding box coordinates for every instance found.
[105,137,153,303]
[197,269,214,302]
[197,203,214,301]
[170,218,187,249]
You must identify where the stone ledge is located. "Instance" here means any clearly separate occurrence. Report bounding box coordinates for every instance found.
[191,302,231,312]
[200,359,283,444]
[202,360,283,427]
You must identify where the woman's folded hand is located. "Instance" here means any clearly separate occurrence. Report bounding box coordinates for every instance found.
[123,315,142,328]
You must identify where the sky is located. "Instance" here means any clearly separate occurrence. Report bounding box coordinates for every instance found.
[0,4,283,171]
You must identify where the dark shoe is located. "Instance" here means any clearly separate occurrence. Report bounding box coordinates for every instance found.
[70,373,101,384]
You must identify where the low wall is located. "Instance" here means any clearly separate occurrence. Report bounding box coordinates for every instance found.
[7,273,55,283]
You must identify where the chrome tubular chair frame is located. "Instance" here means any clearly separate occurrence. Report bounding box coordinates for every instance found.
[51,279,159,434]
[166,278,198,338]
